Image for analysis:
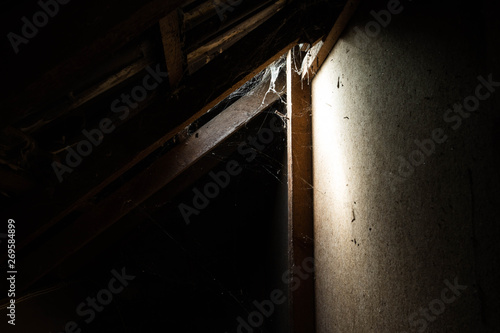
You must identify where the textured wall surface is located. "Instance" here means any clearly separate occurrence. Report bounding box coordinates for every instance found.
[311,2,500,332]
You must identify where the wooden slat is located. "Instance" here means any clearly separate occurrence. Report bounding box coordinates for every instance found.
[18,71,286,291]
[302,0,361,80]
[160,10,185,88]
[287,48,315,333]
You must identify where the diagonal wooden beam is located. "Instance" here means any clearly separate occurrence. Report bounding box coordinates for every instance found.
[187,0,285,73]
[18,70,286,291]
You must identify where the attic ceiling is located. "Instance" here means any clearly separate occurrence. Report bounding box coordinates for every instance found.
[0,0,347,293]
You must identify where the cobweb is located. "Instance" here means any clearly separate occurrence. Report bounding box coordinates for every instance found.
[260,56,287,107]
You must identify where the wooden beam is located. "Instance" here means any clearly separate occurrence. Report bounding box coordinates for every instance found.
[287,47,315,333]
[302,0,361,80]
[187,0,285,73]
[160,10,185,88]
[18,71,286,291]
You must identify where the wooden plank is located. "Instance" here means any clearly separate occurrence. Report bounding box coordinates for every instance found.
[302,0,361,80]
[18,71,286,291]
[287,48,315,333]
[160,10,185,88]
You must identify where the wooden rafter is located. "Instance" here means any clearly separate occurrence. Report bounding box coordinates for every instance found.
[187,0,285,73]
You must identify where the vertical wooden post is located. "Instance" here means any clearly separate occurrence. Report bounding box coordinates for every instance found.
[287,47,315,333]
[159,9,185,88]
